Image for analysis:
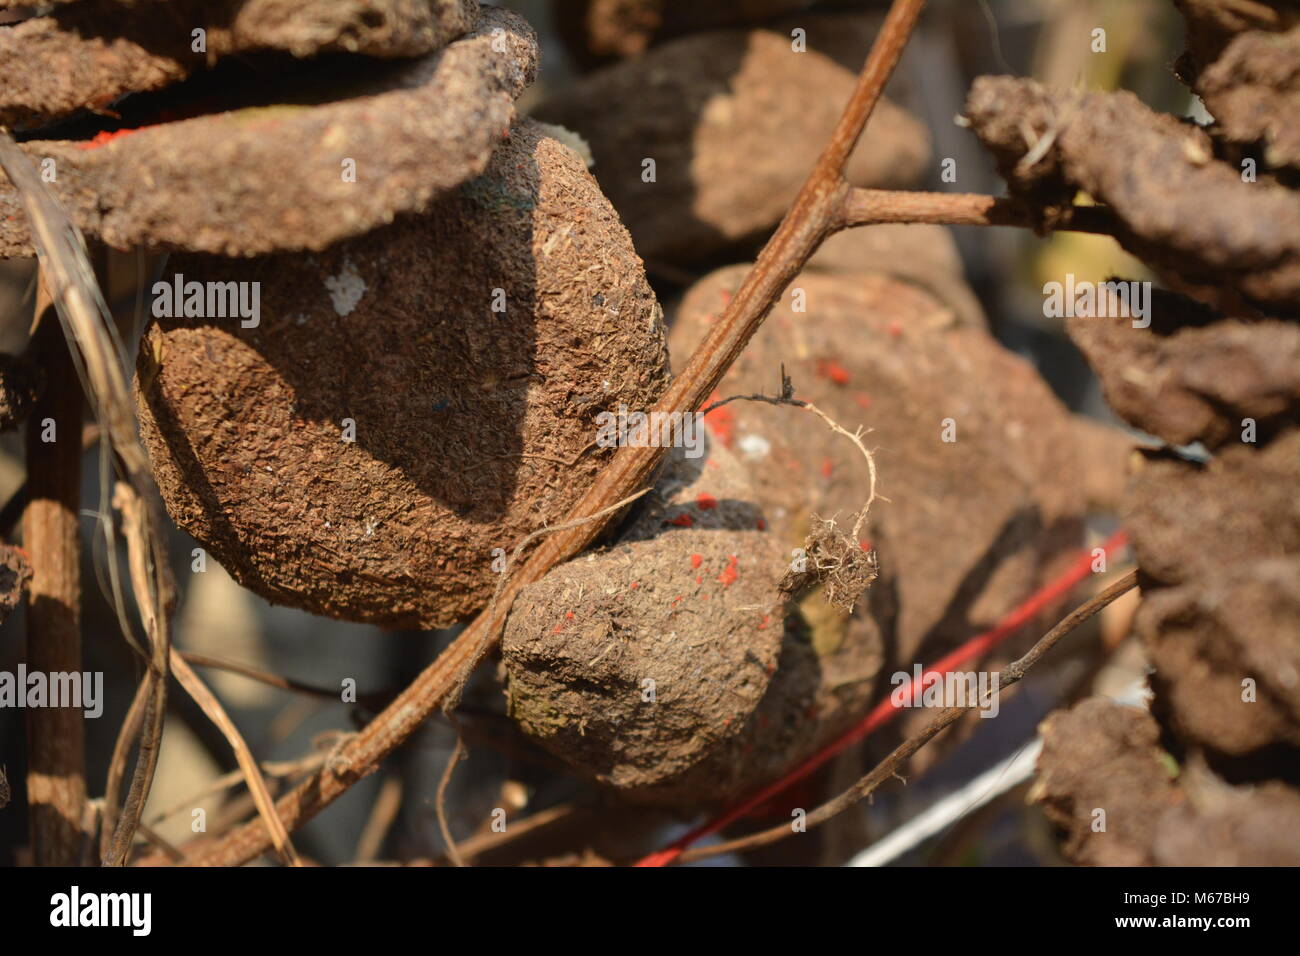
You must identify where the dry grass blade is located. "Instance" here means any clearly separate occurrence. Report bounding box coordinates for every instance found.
[168,649,301,866]
[0,130,178,865]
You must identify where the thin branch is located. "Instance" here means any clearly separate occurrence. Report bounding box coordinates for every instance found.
[838,188,1123,236]
[22,275,87,865]
[167,0,929,867]
[180,651,377,706]
[675,569,1139,863]
[705,368,880,536]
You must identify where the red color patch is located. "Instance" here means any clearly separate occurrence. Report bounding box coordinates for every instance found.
[690,553,704,569]
[696,493,718,510]
[669,513,694,528]
[703,391,736,448]
[718,554,739,587]
[816,358,851,386]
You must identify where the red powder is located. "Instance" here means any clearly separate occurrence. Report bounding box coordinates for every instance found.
[718,554,739,587]
[77,128,142,150]
[695,493,718,510]
[816,358,851,386]
[690,553,704,569]
[703,392,736,448]
[670,513,694,528]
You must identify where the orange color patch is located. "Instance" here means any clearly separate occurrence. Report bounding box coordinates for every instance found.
[718,554,739,587]
[816,358,851,386]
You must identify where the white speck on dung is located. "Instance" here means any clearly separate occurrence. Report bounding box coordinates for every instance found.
[324,260,367,316]
[738,433,772,461]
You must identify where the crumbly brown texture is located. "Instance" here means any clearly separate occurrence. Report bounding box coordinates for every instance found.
[1197,25,1300,171]
[1137,557,1300,757]
[671,266,1085,670]
[503,527,787,799]
[503,440,884,806]
[553,0,814,67]
[808,224,988,329]
[0,7,537,257]
[0,542,32,625]
[1032,698,1300,866]
[1031,699,1183,867]
[964,76,1300,316]
[1172,0,1300,89]
[0,0,479,128]
[1067,290,1300,449]
[135,119,671,627]
[0,352,43,432]
[1154,780,1300,865]
[1124,432,1300,588]
[534,17,929,264]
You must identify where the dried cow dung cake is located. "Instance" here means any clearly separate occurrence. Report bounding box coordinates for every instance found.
[503,442,788,802]
[0,0,480,128]
[1067,290,1300,450]
[504,440,885,806]
[672,265,1085,670]
[135,118,671,628]
[534,17,929,264]
[0,8,538,257]
[963,76,1300,316]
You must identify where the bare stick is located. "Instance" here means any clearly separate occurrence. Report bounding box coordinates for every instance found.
[180,651,365,704]
[838,188,1123,235]
[172,0,930,868]
[23,275,87,865]
[676,569,1140,863]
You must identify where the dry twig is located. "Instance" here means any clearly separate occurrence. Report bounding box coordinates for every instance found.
[675,569,1140,863]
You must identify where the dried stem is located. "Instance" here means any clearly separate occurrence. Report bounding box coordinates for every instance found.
[0,132,178,866]
[100,676,149,861]
[23,276,87,865]
[171,0,930,867]
[675,569,1140,863]
[168,649,301,866]
[838,188,1123,235]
